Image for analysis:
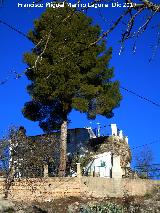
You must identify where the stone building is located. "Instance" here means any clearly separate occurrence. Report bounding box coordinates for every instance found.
[81,124,132,178]
[7,124,132,178]
[7,127,96,177]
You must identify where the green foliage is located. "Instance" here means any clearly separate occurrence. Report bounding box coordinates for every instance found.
[5,208,15,213]
[69,152,93,172]
[67,202,124,213]
[145,185,160,199]
[22,4,121,132]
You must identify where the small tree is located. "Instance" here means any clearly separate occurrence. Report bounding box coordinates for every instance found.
[0,126,26,197]
[22,5,122,176]
[135,146,153,178]
[0,126,59,198]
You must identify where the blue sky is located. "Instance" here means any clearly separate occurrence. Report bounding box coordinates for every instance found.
[0,0,160,165]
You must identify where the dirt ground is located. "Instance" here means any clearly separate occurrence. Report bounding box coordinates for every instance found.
[13,196,141,213]
[5,187,159,213]
[12,196,120,213]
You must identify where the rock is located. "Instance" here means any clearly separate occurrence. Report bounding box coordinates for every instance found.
[16,210,25,213]
[0,198,15,212]
[74,202,79,206]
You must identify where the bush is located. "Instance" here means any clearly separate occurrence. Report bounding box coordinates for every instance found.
[67,202,124,213]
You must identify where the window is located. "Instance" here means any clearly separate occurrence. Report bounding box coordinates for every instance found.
[100,160,106,167]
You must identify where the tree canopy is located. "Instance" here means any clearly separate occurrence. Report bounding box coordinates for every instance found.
[22,5,122,175]
[22,5,121,131]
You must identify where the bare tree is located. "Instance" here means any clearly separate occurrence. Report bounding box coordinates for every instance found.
[81,0,160,57]
[0,126,59,198]
[134,146,154,178]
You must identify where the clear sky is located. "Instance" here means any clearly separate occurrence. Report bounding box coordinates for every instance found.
[0,0,160,166]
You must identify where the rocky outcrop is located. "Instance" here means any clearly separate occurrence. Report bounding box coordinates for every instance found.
[101,137,130,167]
[89,136,132,167]
[0,198,15,213]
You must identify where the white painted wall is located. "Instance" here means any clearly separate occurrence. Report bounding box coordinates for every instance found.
[119,130,123,139]
[111,124,117,136]
[112,155,123,178]
[85,152,112,178]
[125,136,128,144]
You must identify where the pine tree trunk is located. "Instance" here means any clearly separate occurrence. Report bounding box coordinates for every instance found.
[58,120,67,177]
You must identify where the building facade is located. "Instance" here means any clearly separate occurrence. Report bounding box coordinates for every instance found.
[7,124,131,178]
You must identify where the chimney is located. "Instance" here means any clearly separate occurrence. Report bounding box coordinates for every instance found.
[125,136,128,144]
[119,130,123,139]
[97,123,101,137]
[111,124,117,136]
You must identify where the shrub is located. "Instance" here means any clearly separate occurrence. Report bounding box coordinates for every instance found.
[67,202,124,213]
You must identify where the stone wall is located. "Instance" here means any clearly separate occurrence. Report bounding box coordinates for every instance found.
[0,177,159,202]
[81,177,160,198]
[9,178,82,202]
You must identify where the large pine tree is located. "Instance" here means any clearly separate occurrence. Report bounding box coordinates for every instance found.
[22,5,122,176]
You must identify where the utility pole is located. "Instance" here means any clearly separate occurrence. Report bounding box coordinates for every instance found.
[97,123,101,137]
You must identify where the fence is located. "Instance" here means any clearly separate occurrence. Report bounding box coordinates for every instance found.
[135,164,160,179]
